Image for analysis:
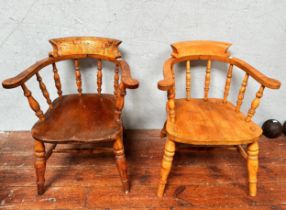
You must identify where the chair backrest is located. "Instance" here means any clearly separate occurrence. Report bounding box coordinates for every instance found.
[164,40,281,122]
[2,37,129,121]
[49,36,122,98]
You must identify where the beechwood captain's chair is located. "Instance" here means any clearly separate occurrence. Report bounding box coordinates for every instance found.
[2,37,139,195]
[157,41,281,197]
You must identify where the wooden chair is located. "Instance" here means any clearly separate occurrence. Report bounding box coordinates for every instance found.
[2,37,139,195]
[157,41,281,197]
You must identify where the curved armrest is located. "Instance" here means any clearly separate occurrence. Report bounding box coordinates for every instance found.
[2,57,54,89]
[158,58,175,91]
[118,60,139,89]
[231,57,281,89]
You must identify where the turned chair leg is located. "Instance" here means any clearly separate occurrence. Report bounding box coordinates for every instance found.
[34,139,46,195]
[157,138,176,197]
[247,141,259,196]
[113,135,129,194]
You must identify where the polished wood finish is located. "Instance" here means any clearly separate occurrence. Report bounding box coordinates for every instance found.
[157,138,175,197]
[204,59,211,100]
[49,36,122,59]
[157,40,281,197]
[74,59,82,95]
[114,63,120,95]
[185,60,191,100]
[97,59,103,95]
[171,40,232,58]
[21,83,45,121]
[0,131,286,209]
[32,94,121,143]
[166,98,262,145]
[36,72,53,109]
[34,139,46,195]
[223,64,233,103]
[236,73,249,111]
[2,37,139,195]
[52,63,63,99]
[246,85,265,122]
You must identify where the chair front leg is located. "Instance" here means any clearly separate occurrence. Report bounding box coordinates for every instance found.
[247,140,259,196]
[157,138,176,197]
[113,134,129,194]
[34,139,46,195]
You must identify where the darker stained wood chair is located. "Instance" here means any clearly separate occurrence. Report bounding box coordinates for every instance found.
[2,37,139,195]
[157,41,281,197]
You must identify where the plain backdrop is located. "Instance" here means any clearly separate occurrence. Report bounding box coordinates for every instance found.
[0,0,285,131]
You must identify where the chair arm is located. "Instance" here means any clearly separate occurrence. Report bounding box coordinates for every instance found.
[231,57,281,89]
[158,58,175,91]
[2,57,54,89]
[118,60,139,89]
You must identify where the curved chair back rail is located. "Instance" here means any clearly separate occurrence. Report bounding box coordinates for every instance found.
[158,41,281,123]
[2,37,139,122]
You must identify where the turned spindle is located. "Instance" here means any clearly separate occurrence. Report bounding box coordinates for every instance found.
[115,83,126,121]
[114,63,120,96]
[223,64,233,103]
[204,60,212,101]
[52,63,62,99]
[168,87,175,123]
[74,59,82,95]
[186,60,191,100]
[21,83,45,121]
[36,72,53,109]
[236,73,249,112]
[97,59,103,95]
[246,85,265,122]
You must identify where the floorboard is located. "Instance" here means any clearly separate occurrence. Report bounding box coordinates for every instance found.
[0,130,285,209]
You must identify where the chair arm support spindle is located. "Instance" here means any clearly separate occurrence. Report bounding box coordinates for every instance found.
[167,88,176,123]
[115,83,126,122]
[246,85,265,122]
[36,72,53,109]
[114,63,120,96]
[21,83,45,121]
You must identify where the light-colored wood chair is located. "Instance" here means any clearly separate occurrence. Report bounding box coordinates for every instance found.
[157,40,281,197]
[2,37,139,195]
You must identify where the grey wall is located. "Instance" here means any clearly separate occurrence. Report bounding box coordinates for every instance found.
[0,0,285,131]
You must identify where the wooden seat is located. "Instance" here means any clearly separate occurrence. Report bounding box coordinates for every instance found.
[32,94,121,143]
[2,37,139,195]
[157,40,281,198]
[167,98,262,145]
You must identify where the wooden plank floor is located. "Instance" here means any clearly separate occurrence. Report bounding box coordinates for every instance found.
[0,130,285,209]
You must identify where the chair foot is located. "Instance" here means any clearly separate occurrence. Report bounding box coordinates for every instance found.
[37,183,45,195]
[157,139,175,198]
[247,141,259,196]
[113,135,130,193]
[34,139,46,195]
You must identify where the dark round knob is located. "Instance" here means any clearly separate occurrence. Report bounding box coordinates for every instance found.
[283,121,286,135]
[262,119,282,138]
